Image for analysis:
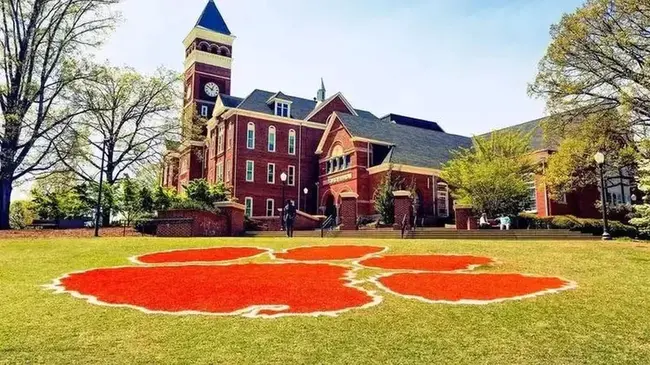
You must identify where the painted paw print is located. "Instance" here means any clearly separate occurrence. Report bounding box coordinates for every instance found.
[46,245,576,319]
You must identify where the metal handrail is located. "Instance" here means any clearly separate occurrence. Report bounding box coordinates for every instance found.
[321,215,334,238]
[400,214,408,239]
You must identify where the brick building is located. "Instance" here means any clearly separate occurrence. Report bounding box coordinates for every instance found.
[162,0,628,223]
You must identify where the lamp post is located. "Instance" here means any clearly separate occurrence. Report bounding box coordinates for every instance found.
[280,172,288,230]
[303,187,309,213]
[594,152,612,241]
[94,139,108,237]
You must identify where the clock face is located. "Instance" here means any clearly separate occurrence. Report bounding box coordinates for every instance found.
[204,82,220,98]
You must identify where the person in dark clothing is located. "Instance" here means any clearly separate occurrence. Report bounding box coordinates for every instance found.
[284,200,297,238]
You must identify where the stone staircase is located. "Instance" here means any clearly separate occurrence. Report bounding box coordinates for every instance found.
[245,228,598,240]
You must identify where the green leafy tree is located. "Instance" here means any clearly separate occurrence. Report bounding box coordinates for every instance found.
[119,176,140,225]
[373,165,403,225]
[153,186,178,212]
[441,131,535,217]
[0,0,119,229]
[9,200,36,229]
[530,0,650,195]
[139,186,155,214]
[181,179,230,210]
[55,64,181,226]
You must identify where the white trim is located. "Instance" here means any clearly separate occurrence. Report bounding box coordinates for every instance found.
[304,92,358,121]
[265,199,275,217]
[223,109,327,130]
[246,122,255,149]
[267,163,276,184]
[288,129,296,155]
[244,197,253,217]
[315,114,339,154]
[367,163,441,176]
[288,165,296,187]
[267,125,276,152]
[245,160,255,182]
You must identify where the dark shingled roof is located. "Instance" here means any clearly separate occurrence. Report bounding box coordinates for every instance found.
[380,114,445,133]
[220,94,243,108]
[196,0,231,35]
[481,116,554,151]
[236,89,377,121]
[336,112,472,169]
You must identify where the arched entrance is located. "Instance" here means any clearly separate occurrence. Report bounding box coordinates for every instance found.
[324,193,337,221]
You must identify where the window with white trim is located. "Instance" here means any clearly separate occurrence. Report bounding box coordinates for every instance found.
[437,183,449,218]
[246,122,255,149]
[244,197,253,217]
[288,129,296,155]
[275,102,290,117]
[216,162,224,182]
[226,161,232,182]
[200,105,209,117]
[267,163,275,184]
[246,160,254,182]
[227,124,233,150]
[266,199,275,217]
[288,165,296,186]
[268,126,276,152]
[524,175,538,212]
[217,124,225,153]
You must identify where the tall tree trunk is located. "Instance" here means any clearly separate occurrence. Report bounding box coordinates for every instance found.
[0,178,13,230]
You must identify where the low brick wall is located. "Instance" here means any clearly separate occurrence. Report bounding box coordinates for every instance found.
[250,211,323,231]
[157,202,246,237]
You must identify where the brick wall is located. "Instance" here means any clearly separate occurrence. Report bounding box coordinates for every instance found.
[393,191,412,230]
[249,211,322,231]
[339,194,358,231]
[157,203,245,237]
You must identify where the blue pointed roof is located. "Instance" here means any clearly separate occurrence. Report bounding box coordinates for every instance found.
[196,0,231,35]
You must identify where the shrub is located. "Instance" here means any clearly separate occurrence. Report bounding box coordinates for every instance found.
[517,213,637,238]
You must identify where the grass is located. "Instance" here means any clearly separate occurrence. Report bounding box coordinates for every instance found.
[1,237,650,364]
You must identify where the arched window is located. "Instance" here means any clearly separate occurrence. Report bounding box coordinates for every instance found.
[437,183,449,218]
[288,129,296,155]
[246,122,255,149]
[198,41,209,52]
[331,144,344,158]
[268,126,276,152]
[220,47,231,57]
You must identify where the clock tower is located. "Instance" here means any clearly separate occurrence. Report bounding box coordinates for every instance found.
[183,0,234,124]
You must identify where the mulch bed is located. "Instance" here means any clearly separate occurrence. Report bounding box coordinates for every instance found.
[136,247,268,264]
[377,272,571,303]
[56,263,376,317]
[359,255,494,272]
[274,245,385,261]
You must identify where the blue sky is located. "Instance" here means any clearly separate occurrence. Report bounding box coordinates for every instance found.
[96,0,583,136]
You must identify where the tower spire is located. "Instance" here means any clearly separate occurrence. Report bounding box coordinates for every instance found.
[317,78,326,102]
[195,0,231,35]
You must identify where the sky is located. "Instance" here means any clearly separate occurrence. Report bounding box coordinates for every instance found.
[95,0,584,136]
[13,0,585,199]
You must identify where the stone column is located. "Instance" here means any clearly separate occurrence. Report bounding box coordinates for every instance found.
[339,192,359,231]
[393,190,413,230]
[454,204,477,230]
[215,201,246,236]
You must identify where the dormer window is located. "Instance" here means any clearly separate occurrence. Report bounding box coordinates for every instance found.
[275,101,290,117]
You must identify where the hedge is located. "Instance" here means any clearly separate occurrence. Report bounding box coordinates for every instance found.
[518,213,637,238]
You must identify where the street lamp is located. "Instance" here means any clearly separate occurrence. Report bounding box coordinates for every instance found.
[303,187,309,213]
[594,152,612,241]
[280,172,288,230]
[94,139,109,237]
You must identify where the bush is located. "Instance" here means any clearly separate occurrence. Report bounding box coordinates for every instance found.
[517,213,637,238]
[10,201,36,229]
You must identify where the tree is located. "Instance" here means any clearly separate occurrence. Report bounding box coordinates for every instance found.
[373,165,402,225]
[441,131,535,217]
[119,176,139,226]
[630,142,650,235]
[182,179,230,209]
[139,186,154,215]
[530,0,650,152]
[10,200,35,229]
[543,112,638,199]
[56,64,181,225]
[0,0,119,229]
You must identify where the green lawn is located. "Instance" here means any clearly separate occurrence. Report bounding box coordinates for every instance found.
[1,237,650,364]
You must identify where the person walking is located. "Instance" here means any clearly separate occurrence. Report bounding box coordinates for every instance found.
[284,200,297,238]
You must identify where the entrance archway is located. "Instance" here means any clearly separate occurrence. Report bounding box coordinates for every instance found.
[324,193,337,221]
